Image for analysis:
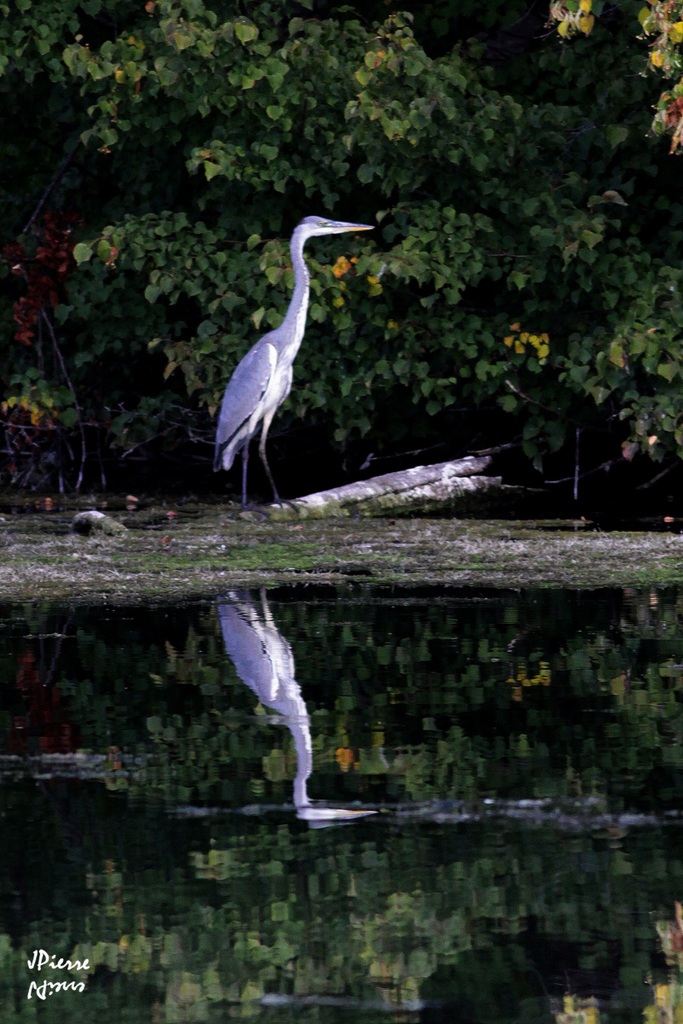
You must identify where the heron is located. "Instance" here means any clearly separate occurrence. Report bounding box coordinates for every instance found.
[213,216,373,506]
[218,590,376,823]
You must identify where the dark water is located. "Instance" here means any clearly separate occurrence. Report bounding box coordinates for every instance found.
[1,587,683,1022]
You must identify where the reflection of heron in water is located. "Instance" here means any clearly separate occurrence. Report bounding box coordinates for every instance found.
[217,591,376,825]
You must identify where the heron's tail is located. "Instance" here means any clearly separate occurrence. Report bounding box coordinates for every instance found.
[214,437,236,472]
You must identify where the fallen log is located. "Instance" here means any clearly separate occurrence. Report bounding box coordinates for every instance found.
[263,456,524,519]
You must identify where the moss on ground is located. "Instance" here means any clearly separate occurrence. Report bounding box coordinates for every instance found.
[0,496,681,603]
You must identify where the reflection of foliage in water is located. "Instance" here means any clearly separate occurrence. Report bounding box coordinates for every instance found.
[4,810,683,1022]
[2,588,683,810]
[0,588,683,1021]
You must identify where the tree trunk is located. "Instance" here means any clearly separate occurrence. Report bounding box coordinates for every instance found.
[264,457,523,519]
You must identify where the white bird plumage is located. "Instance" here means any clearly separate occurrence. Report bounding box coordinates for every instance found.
[214,215,373,506]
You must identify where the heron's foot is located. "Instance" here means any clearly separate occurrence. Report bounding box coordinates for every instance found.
[269,496,299,513]
[246,502,273,521]
[228,503,271,521]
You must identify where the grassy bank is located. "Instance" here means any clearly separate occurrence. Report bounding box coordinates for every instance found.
[0,498,681,603]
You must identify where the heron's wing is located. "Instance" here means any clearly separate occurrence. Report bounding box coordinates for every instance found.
[218,599,277,698]
[214,339,278,471]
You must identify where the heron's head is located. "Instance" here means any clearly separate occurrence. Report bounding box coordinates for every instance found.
[297,216,374,238]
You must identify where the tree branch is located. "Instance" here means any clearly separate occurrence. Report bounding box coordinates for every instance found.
[23,146,79,235]
[41,310,86,489]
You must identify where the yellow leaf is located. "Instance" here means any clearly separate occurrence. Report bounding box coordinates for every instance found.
[579,14,595,34]
[651,50,666,68]
[557,20,571,37]
[609,342,625,367]
[332,256,351,278]
[579,0,591,11]
[670,21,683,43]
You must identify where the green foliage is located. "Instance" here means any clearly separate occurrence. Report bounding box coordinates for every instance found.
[1,0,683,487]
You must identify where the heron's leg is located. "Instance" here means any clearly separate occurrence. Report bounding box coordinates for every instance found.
[241,440,250,508]
[258,413,298,511]
[232,438,269,519]
[257,410,280,501]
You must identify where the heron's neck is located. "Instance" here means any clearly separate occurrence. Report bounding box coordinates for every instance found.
[291,717,313,809]
[281,227,310,354]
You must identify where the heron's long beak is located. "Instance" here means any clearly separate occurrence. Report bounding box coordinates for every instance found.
[326,221,374,233]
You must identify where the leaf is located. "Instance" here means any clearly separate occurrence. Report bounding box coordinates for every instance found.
[197,320,218,339]
[657,361,678,381]
[59,407,78,428]
[603,190,627,206]
[204,161,221,181]
[54,304,73,325]
[97,239,112,262]
[234,21,258,45]
[587,385,612,404]
[609,342,625,368]
[251,307,266,329]
[509,271,528,290]
[73,242,93,264]
[580,229,603,249]
[605,125,628,147]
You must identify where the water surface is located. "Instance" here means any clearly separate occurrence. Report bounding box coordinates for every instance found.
[1,586,682,1022]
